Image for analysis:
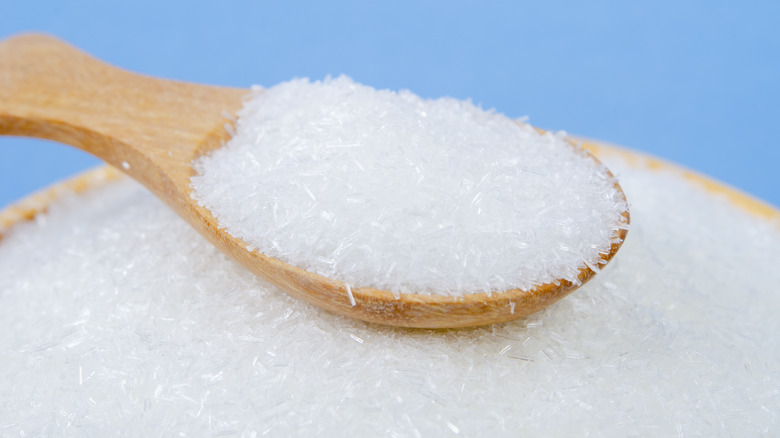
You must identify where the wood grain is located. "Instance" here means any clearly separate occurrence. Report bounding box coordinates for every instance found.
[0,34,630,328]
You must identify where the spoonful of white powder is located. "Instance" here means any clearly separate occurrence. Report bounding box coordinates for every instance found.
[191,76,629,300]
[1,35,628,328]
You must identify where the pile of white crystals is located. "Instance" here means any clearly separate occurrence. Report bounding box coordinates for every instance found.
[190,76,627,295]
[1,152,779,436]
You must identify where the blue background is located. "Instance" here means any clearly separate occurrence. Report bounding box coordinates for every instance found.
[2,1,778,208]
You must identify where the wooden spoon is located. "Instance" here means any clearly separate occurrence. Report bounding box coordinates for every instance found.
[0,34,629,328]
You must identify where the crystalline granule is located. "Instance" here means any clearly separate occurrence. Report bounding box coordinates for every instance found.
[190,76,627,296]
[1,152,778,436]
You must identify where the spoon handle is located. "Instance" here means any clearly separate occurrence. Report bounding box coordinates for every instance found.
[0,33,245,183]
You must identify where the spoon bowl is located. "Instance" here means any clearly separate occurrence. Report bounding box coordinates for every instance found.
[0,34,629,328]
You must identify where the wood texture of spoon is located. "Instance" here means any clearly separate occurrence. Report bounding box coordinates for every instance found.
[0,34,629,328]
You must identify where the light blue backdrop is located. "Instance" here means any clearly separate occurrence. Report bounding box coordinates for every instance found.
[2,1,778,208]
